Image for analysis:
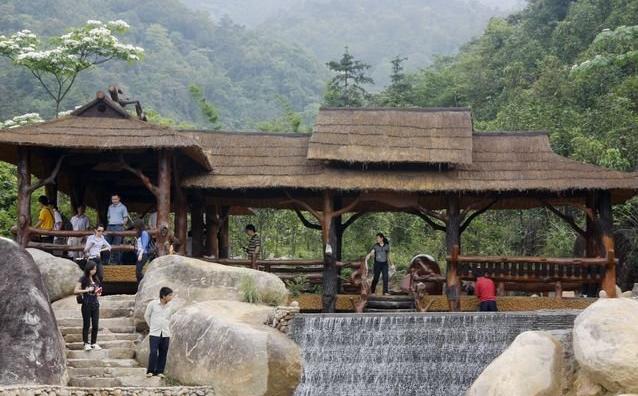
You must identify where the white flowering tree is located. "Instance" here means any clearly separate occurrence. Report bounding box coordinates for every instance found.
[0,113,44,129]
[571,25,638,74]
[0,20,144,115]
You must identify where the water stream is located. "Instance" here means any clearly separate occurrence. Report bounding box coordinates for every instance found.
[290,311,577,396]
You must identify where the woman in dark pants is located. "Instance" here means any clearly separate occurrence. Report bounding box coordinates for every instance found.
[133,220,151,284]
[365,232,392,296]
[74,262,103,351]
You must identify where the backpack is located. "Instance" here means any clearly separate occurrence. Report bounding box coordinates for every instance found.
[147,238,158,261]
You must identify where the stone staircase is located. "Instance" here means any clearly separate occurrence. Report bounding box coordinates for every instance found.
[54,294,162,388]
[364,294,416,313]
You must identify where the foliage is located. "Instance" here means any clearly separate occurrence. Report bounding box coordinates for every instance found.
[189,84,222,130]
[255,96,308,133]
[324,47,373,107]
[239,275,260,304]
[0,20,143,115]
[285,275,309,297]
[375,56,412,106]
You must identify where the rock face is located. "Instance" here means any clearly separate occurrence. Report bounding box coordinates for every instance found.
[0,238,67,385]
[136,301,301,396]
[27,248,83,302]
[134,255,288,330]
[467,331,563,396]
[573,298,638,393]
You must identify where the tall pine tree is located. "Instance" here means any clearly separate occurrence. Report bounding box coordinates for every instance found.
[323,47,374,107]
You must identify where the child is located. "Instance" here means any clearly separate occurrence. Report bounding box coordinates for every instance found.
[144,287,174,378]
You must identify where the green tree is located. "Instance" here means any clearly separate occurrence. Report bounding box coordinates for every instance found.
[376,56,413,106]
[324,47,374,107]
[0,20,143,115]
[255,96,306,133]
[189,84,222,130]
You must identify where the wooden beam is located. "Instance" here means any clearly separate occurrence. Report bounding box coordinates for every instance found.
[191,194,204,257]
[598,190,617,297]
[173,155,188,255]
[294,209,321,230]
[283,191,321,221]
[205,204,219,258]
[119,154,160,198]
[446,195,461,312]
[341,211,367,231]
[460,199,498,234]
[541,200,586,238]
[27,155,65,194]
[321,190,339,313]
[219,206,230,259]
[413,210,446,232]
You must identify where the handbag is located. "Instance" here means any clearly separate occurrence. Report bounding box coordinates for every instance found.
[76,294,84,304]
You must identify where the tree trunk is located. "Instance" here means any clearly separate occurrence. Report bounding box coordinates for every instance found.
[156,150,172,256]
[191,195,204,257]
[446,194,461,311]
[16,148,31,248]
[597,190,617,297]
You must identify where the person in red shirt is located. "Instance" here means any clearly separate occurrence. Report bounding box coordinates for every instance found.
[475,268,498,311]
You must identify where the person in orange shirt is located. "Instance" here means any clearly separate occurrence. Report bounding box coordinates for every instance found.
[33,195,55,243]
[475,268,498,312]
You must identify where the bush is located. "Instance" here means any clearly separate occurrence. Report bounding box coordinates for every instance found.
[285,275,310,297]
[239,275,259,304]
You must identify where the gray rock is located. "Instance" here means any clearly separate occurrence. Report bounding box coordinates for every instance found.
[0,238,67,385]
[134,255,288,331]
[27,248,82,302]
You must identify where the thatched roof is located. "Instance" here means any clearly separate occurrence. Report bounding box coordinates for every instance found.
[0,95,211,170]
[307,107,473,165]
[182,131,638,198]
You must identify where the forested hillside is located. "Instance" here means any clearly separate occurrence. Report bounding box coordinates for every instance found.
[0,0,326,128]
[184,0,526,86]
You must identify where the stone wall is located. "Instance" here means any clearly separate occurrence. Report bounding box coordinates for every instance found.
[267,302,300,334]
[0,386,214,396]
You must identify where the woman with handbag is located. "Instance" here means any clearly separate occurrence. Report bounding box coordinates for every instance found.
[74,261,103,351]
[134,219,152,284]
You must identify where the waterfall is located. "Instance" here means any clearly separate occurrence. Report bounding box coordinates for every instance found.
[290,311,578,396]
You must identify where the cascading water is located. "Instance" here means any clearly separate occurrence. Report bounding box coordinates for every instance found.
[290,311,577,396]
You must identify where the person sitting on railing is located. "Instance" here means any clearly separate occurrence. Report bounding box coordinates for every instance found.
[83,225,111,283]
[475,268,497,312]
[134,220,152,284]
[68,205,90,259]
[33,195,55,243]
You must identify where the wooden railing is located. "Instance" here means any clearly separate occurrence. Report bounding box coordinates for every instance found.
[23,227,158,254]
[446,244,618,296]
[209,258,362,290]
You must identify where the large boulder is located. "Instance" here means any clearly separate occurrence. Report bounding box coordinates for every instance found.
[136,300,301,396]
[27,248,82,302]
[467,331,563,396]
[134,255,288,330]
[0,238,67,385]
[573,298,638,393]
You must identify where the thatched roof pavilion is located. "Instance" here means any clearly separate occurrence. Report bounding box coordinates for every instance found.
[2,98,636,310]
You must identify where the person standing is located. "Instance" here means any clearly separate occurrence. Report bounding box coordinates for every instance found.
[68,206,90,259]
[244,224,261,269]
[33,195,55,243]
[105,193,130,264]
[84,226,111,283]
[365,233,391,296]
[144,287,175,378]
[74,261,103,351]
[134,220,151,284]
[475,268,498,312]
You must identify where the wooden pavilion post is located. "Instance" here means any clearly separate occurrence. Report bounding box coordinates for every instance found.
[69,174,86,214]
[219,206,230,258]
[156,150,172,256]
[45,183,57,205]
[446,195,462,312]
[191,193,204,257]
[205,204,220,258]
[597,190,617,297]
[322,191,339,313]
[585,193,601,258]
[174,197,188,255]
[16,147,32,248]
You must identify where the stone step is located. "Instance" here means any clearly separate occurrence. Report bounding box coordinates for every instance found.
[64,332,140,343]
[66,348,135,360]
[68,367,148,378]
[68,377,122,387]
[59,325,136,336]
[57,317,134,328]
[67,358,140,369]
[364,308,416,313]
[66,340,135,350]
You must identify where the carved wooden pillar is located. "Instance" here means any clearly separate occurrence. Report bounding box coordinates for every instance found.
[446,194,462,312]
[16,147,32,248]
[598,190,617,297]
[156,150,172,256]
[219,206,230,259]
[205,204,219,258]
[191,194,204,258]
